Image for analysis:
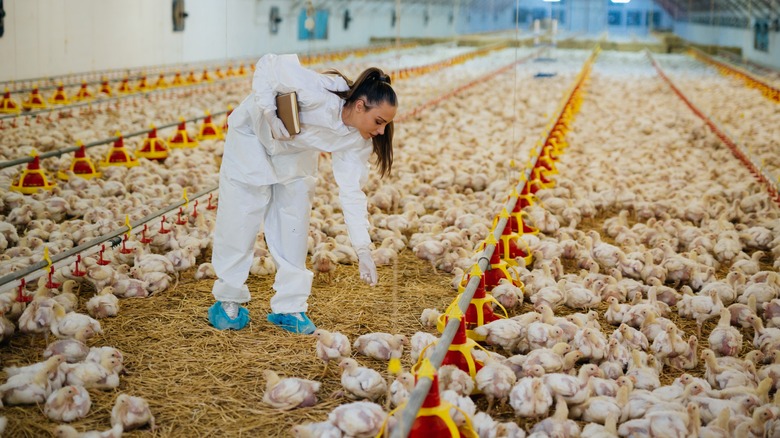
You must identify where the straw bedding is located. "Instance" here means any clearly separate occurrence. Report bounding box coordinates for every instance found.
[0,210,768,436]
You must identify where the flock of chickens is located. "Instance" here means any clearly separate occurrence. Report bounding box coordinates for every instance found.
[0,45,778,437]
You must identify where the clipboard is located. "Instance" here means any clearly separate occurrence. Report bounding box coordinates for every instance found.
[275,92,301,136]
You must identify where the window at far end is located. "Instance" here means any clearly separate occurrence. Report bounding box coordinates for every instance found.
[173,0,187,32]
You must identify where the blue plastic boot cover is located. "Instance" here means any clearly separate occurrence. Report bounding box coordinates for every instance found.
[267,312,316,334]
[208,302,250,330]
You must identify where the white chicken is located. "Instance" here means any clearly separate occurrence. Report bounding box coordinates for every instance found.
[44,385,91,422]
[438,365,475,396]
[327,401,386,438]
[389,372,414,408]
[262,370,320,410]
[291,421,343,438]
[110,393,156,431]
[475,358,517,412]
[86,286,120,319]
[313,329,351,377]
[339,358,387,401]
[353,332,408,361]
[410,331,438,363]
[62,359,121,389]
[708,308,742,357]
[51,310,103,340]
[490,278,523,309]
[44,338,91,363]
[54,424,124,438]
[509,377,552,419]
[472,318,525,352]
[530,395,581,437]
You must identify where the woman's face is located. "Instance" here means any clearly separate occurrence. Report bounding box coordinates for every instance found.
[349,99,396,140]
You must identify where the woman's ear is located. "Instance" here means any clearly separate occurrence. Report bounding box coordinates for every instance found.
[355,99,365,113]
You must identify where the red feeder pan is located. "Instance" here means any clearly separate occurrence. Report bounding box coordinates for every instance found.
[10,152,57,194]
[197,113,223,141]
[168,119,198,148]
[0,88,21,114]
[136,125,169,161]
[100,132,139,168]
[22,87,48,110]
[58,141,101,180]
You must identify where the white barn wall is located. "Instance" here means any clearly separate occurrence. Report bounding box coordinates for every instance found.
[0,0,459,82]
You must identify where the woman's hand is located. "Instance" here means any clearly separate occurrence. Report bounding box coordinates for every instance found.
[262,109,292,141]
[356,247,378,286]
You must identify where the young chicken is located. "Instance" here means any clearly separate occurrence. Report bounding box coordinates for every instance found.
[262,370,320,410]
[339,358,387,401]
[438,365,475,396]
[44,338,91,363]
[490,278,524,309]
[0,365,56,405]
[86,347,125,374]
[62,359,121,389]
[509,377,553,419]
[389,372,414,408]
[44,385,91,422]
[327,401,386,437]
[353,332,408,361]
[531,395,581,437]
[111,393,156,431]
[86,286,120,319]
[51,310,103,340]
[54,424,124,438]
[708,308,742,357]
[410,331,437,363]
[290,421,343,438]
[312,243,339,282]
[473,319,525,352]
[313,329,351,377]
[475,358,517,413]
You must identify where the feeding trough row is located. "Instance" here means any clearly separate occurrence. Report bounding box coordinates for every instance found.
[389,45,600,438]
[647,51,780,207]
[4,110,228,194]
[687,47,780,104]
[0,42,418,117]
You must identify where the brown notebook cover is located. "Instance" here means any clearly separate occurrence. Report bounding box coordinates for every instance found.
[275,92,301,136]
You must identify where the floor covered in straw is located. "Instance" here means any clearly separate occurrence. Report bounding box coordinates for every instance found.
[1,208,766,436]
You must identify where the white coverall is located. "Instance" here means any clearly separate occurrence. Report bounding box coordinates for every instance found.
[211,54,372,314]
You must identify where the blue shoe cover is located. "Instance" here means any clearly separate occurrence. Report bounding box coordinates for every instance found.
[267,312,316,334]
[208,302,250,330]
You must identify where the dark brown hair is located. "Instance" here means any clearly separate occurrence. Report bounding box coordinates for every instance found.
[324,67,396,177]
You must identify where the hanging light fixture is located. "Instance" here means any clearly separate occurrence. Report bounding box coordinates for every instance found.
[610,0,631,3]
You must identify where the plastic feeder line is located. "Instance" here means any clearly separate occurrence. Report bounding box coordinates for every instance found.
[49,84,71,105]
[0,88,21,114]
[197,113,224,141]
[136,125,169,161]
[437,265,507,342]
[58,141,101,180]
[10,151,57,194]
[22,87,48,110]
[508,189,540,235]
[169,119,198,148]
[492,209,533,267]
[72,82,94,102]
[100,132,139,168]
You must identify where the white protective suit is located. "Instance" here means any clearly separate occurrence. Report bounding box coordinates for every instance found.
[211,54,372,314]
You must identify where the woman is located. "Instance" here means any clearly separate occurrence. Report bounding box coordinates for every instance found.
[208,53,397,333]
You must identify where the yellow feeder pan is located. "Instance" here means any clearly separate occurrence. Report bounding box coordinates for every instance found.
[493,209,534,268]
[478,233,519,290]
[438,265,508,342]
[99,78,112,96]
[135,75,153,92]
[48,83,70,105]
[0,88,21,114]
[11,151,57,194]
[185,70,199,84]
[100,132,139,167]
[58,141,101,180]
[168,119,198,148]
[135,125,169,161]
[225,65,236,77]
[72,82,94,102]
[155,73,169,89]
[117,78,133,94]
[380,358,477,438]
[237,65,247,76]
[197,112,223,141]
[171,72,184,87]
[200,69,212,83]
[22,87,48,110]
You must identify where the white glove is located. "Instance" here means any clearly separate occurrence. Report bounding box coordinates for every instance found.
[356,247,378,286]
[262,109,292,141]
